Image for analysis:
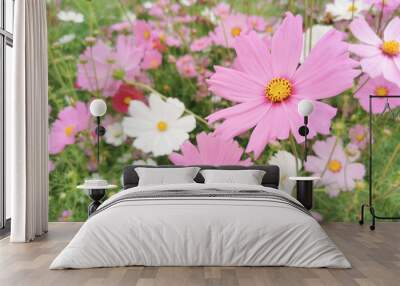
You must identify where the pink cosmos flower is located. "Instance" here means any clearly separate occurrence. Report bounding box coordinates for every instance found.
[305,137,366,197]
[354,75,400,113]
[108,35,144,89]
[48,160,55,173]
[310,211,323,222]
[141,49,162,70]
[207,13,359,158]
[76,40,113,95]
[164,35,181,47]
[190,36,213,52]
[210,13,251,48]
[213,2,231,19]
[345,143,361,162]
[109,21,131,34]
[365,0,400,12]
[58,210,72,222]
[77,36,144,97]
[169,132,252,166]
[176,55,197,78]
[48,102,90,154]
[149,5,164,17]
[348,17,400,84]
[134,20,154,48]
[247,16,267,32]
[349,124,369,150]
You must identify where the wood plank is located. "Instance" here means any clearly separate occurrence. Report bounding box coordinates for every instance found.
[0,222,399,286]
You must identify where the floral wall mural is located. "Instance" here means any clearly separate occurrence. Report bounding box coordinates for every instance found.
[47,0,400,222]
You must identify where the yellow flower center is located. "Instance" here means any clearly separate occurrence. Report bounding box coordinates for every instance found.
[150,59,159,68]
[265,78,292,103]
[381,41,400,56]
[112,129,122,137]
[328,160,342,173]
[231,27,242,37]
[158,33,166,42]
[266,26,273,34]
[123,97,132,105]
[157,121,168,132]
[112,68,125,80]
[355,134,365,142]
[375,86,389,96]
[143,30,151,40]
[347,4,358,12]
[64,125,74,137]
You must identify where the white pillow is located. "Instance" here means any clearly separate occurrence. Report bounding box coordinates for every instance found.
[200,169,266,185]
[136,167,200,186]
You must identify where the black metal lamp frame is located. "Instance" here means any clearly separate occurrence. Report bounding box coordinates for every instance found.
[298,116,309,163]
[95,116,106,166]
[359,95,400,230]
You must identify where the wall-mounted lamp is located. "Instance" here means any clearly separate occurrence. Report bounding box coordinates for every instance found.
[297,99,314,162]
[89,99,107,167]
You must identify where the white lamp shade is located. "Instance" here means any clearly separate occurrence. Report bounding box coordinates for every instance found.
[298,99,314,117]
[90,99,107,117]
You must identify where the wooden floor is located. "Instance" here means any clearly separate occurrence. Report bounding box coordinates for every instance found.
[0,223,399,286]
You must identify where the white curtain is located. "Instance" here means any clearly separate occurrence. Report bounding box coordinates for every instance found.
[8,0,49,242]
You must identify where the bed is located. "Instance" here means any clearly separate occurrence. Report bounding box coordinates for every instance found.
[50,165,350,269]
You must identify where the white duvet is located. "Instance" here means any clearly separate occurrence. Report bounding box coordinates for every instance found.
[50,183,350,269]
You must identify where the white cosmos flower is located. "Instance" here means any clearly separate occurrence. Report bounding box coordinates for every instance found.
[57,10,84,23]
[201,7,218,24]
[345,143,361,162]
[143,1,153,9]
[268,151,302,196]
[180,0,197,6]
[301,25,332,62]
[122,94,196,156]
[56,34,76,45]
[326,0,367,21]
[123,11,136,22]
[105,122,127,146]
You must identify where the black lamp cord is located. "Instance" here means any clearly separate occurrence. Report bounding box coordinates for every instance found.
[304,116,308,162]
[96,116,100,167]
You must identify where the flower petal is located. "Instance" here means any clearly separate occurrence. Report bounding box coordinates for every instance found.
[384,17,400,41]
[246,105,291,158]
[382,56,400,84]
[349,17,382,46]
[169,140,201,166]
[207,66,265,102]
[171,115,196,132]
[207,98,265,123]
[122,117,154,137]
[233,31,273,82]
[360,55,385,77]
[128,99,152,119]
[213,103,269,140]
[348,44,381,57]
[133,131,157,153]
[295,30,360,100]
[271,13,303,78]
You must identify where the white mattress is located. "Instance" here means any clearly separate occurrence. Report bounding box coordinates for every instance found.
[50,183,350,269]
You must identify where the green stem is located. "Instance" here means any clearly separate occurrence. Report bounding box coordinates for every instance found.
[124,80,210,128]
[376,0,385,35]
[378,142,400,186]
[117,0,135,30]
[351,0,356,20]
